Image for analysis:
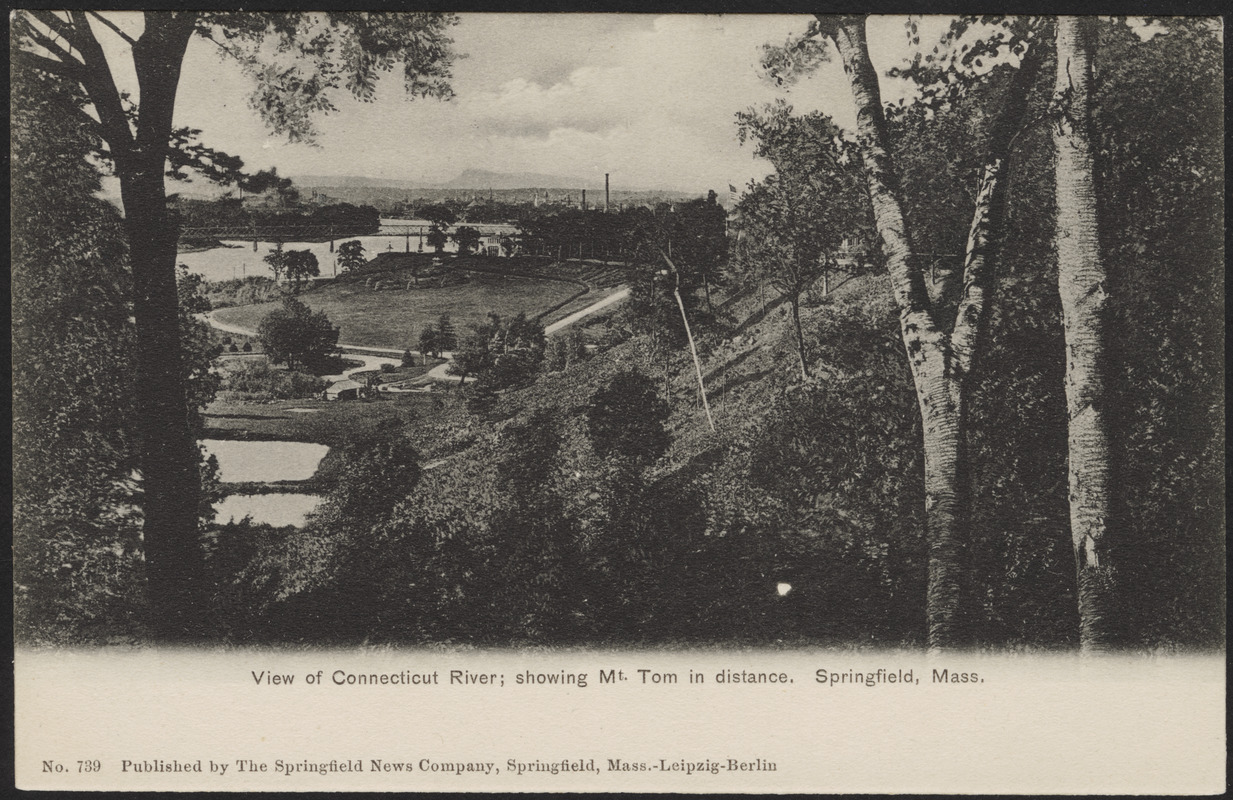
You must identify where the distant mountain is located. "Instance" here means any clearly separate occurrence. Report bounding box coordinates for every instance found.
[440,169,594,190]
[294,169,616,191]
[292,174,423,190]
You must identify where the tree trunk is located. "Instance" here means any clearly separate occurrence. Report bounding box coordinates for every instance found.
[1055,16,1115,652]
[832,17,966,650]
[122,15,204,641]
[790,294,810,381]
[830,16,1040,650]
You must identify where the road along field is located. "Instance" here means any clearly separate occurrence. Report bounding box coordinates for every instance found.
[211,270,586,350]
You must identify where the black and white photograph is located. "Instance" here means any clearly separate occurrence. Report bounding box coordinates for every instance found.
[11,9,1225,793]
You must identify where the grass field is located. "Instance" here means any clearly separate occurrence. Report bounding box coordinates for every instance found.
[203,393,448,446]
[212,271,584,349]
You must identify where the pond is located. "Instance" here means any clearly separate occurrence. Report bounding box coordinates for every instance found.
[201,439,329,483]
[214,492,321,528]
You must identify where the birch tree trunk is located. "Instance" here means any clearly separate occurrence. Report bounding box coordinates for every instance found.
[828,15,1042,651]
[1054,16,1115,652]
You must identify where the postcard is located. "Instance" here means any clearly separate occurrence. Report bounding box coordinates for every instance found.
[12,10,1225,793]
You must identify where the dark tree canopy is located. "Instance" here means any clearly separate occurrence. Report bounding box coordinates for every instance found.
[586,370,671,467]
[258,296,340,371]
[336,240,367,273]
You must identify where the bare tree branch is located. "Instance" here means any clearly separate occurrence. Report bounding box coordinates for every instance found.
[24,9,83,52]
[65,10,136,156]
[13,49,83,81]
[14,14,87,71]
[86,11,138,47]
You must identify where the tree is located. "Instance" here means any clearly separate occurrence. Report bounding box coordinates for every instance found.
[485,409,583,640]
[419,204,457,229]
[450,311,546,392]
[426,225,449,254]
[734,103,875,380]
[418,324,441,359]
[12,9,459,640]
[263,242,287,283]
[1090,18,1224,649]
[771,15,1045,649]
[1051,16,1114,653]
[283,248,320,290]
[336,240,367,274]
[586,371,672,468]
[12,59,221,642]
[235,166,298,204]
[546,327,590,372]
[581,371,680,639]
[435,312,457,351]
[257,297,340,372]
[421,204,456,254]
[668,191,729,312]
[453,225,482,255]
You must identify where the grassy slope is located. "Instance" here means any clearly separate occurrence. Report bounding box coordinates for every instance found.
[409,272,877,475]
[204,394,440,447]
[213,272,583,348]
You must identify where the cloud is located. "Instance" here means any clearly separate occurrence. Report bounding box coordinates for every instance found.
[160,13,948,191]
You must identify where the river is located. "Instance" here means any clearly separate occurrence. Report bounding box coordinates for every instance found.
[178,218,519,283]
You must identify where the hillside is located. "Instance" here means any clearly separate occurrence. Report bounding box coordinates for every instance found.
[406,271,872,475]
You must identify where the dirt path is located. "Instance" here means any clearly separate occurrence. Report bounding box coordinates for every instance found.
[544,287,629,334]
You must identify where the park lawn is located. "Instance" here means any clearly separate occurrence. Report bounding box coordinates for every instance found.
[203,393,448,447]
[212,271,582,349]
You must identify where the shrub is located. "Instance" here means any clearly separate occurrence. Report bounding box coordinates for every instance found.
[221,360,327,400]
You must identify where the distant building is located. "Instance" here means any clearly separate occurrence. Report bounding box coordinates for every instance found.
[324,379,361,401]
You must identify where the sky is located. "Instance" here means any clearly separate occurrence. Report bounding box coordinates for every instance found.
[93,13,950,193]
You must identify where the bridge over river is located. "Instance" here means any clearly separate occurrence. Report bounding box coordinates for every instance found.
[180,218,519,252]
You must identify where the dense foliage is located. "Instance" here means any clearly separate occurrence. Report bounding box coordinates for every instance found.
[257,296,340,371]
[12,64,220,644]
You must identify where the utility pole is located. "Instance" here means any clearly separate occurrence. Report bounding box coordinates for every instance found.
[658,247,715,432]
[605,173,610,213]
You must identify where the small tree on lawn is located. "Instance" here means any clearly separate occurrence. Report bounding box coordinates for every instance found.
[263,242,287,282]
[426,225,449,254]
[336,240,366,273]
[453,225,481,255]
[419,324,441,359]
[258,296,339,372]
[436,312,457,351]
[283,249,320,291]
[422,204,456,254]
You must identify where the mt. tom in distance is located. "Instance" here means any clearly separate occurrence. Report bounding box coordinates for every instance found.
[295,169,605,191]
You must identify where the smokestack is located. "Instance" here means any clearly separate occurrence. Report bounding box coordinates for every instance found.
[581,189,586,210]
[605,173,610,212]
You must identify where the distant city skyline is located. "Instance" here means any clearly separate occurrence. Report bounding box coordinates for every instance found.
[94,13,947,194]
